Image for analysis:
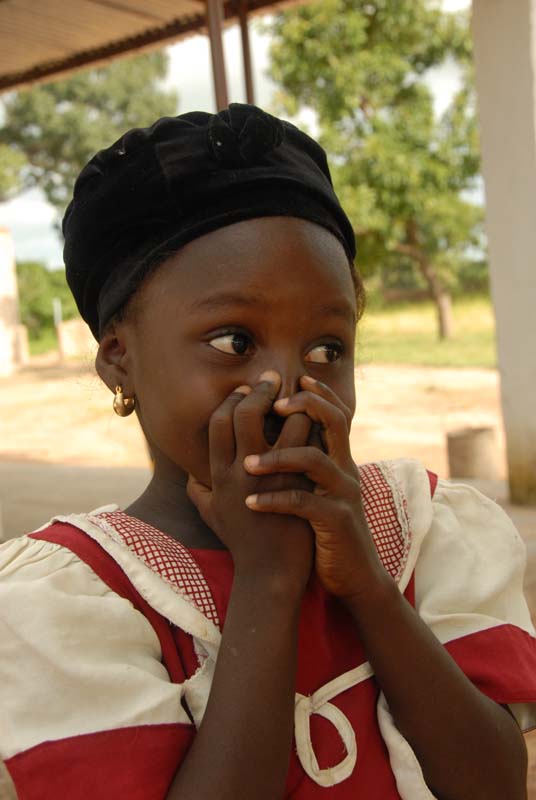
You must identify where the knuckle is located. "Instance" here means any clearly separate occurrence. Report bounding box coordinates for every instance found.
[272,448,283,469]
[290,488,305,509]
[258,491,275,507]
[336,503,352,525]
[210,410,229,429]
[297,390,313,405]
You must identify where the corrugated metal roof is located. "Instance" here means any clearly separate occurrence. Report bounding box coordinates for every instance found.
[0,0,297,92]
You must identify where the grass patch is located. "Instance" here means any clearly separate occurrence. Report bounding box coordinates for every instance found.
[357,295,497,368]
[26,296,496,369]
[28,328,58,356]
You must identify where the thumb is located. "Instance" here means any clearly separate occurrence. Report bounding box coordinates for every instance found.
[186,473,212,526]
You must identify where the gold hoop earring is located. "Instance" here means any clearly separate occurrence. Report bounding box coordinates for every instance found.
[113,385,136,417]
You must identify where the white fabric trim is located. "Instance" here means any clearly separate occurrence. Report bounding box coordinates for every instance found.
[294,663,374,786]
[377,693,437,800]
[377,458,433,593]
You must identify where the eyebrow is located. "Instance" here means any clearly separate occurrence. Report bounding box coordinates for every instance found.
[188,292,357,325]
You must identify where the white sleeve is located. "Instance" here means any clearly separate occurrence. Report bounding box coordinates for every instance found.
[0,534,191,763]
[415,478,536,731]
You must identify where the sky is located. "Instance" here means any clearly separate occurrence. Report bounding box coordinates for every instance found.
[0,0,471,269]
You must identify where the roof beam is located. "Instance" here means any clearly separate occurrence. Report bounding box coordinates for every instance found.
[0,0,304,94]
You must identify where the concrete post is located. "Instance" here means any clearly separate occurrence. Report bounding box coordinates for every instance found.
[472,0,536,504]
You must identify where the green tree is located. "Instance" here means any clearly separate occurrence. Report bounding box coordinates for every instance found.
[0,143,26,201]
[268,0,483,339]
[16,261,78,338]
[1,52,178,214]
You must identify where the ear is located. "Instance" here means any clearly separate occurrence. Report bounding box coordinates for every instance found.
[95,323,134,396]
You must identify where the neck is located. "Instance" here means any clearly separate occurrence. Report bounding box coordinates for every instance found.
[124,461,226,550]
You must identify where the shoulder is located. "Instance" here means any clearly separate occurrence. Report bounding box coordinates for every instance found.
[0,525,100,589]
[363,457,524,559]
[412,474,534,647]
[424,475,527,575]
[0,522,190,765]
[0,521,159,648]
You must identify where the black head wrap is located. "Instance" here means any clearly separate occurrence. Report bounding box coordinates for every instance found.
[62,103,356,339]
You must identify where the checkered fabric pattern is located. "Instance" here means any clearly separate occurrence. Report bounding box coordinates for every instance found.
[358,463,409,581]
[94,510,220,626]
[91,462,407,620]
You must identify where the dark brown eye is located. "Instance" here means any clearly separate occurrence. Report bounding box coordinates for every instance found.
[305,343,344,364]
[208,332,252,355]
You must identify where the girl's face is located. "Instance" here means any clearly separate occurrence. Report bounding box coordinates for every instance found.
[101,216,358,487]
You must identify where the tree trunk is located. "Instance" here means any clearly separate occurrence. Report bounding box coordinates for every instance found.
[398,220,454,341]
[417,258,454,340]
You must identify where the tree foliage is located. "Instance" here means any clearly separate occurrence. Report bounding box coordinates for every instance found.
[0,144,27,201]
[268,0,484,338]
[16,261,78,338]
[1,52,178,213]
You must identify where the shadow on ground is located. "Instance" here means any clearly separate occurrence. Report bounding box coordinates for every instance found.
[0,459,151,539]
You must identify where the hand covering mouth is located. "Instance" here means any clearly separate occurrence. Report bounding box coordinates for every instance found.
[263,413,326,451]
[263,413,285,446]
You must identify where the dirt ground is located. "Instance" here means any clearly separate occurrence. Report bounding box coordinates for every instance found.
[0,354,507,473]
[1,355,536,794]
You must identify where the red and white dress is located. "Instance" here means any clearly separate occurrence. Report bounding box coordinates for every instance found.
[1,458,536,799]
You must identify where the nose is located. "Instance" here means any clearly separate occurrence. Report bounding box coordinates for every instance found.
[255,360,306,400]
[256,365,303,402]
[278,372,302,400]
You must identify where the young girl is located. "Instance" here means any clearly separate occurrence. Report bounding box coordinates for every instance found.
[1,103,535,800]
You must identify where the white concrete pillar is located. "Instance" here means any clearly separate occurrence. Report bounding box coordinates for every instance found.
[0,227,23,377]
[472,0,536,504]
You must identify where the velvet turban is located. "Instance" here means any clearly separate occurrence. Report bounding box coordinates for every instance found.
[62,103,356,339]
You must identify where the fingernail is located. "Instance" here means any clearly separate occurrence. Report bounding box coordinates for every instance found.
[244,455,261,469]
[233,385,251,395]
[258,369,280,385]
[274,397,289,408]
[301,375,315,384]
[245,494,258,507]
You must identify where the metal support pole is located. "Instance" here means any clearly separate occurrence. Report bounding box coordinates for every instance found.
[238,0,255,104]
[206,0,229,110]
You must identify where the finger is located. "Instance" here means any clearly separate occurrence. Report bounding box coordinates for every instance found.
[233,370,282,457]
[276,410,312,449]
[307,421,328,453]
[244,446,351,494]
[273,391,352,469]
[244,487,340,528]
[298,376,353,428]
[209,385,252,476]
